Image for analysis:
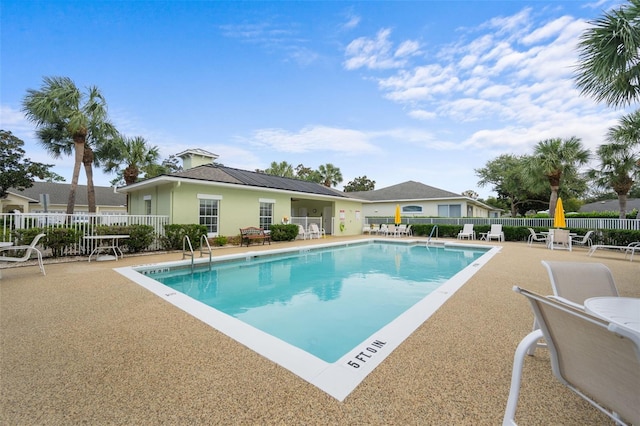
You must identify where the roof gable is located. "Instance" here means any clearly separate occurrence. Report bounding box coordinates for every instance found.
[348,180,461,201]
[8,182,126,206]
[169,165,348,198]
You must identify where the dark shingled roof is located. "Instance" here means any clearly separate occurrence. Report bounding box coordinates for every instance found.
[579,198,640,213]
[168,164,349,198]
[8,182,126,206]
[347,180,462,201]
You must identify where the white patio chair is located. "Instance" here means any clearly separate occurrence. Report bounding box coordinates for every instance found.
[526,228,546,246]
[486,224,504,242]
[0,233,47,276]
[527,260,619,355]
[504,287,640,426]
[458,224,475,240]
[571,230,594,247]
[308,223,324,239]
[297,224,308,240]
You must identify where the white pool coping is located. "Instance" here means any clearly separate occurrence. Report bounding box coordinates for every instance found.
[115,239,501,401]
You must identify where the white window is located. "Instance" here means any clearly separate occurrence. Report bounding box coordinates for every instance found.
[438,204,462,217]
[199,199,219,234]
[402,205,422,214]
[259,201,274,230]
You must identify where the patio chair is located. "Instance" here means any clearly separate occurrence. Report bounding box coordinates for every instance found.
[486,224,504,242]
[386,224,397,237]
[548,229,571,251]
[0,233,46,276]
[396,224,408,237]
[526,228,546,246]
[504,287,640,426]
[571,230,594,248]
[458,224,475,240]
[527,260,619,355]
[297,224,308,240]
[308,223,324,239]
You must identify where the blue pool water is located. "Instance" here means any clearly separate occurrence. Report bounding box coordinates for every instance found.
[147,242,487,363]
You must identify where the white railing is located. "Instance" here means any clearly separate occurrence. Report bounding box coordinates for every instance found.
[365,217,640,231]
[0,212,170,253]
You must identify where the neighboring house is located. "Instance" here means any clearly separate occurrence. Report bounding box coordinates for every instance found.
[1,181,127,215]
[579,198,640,214]
[117,149,364,236]
[348,181,500,218]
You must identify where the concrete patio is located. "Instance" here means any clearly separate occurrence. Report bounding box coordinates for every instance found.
[1,236,637,425]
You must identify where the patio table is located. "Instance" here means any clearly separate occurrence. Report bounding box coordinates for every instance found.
[585,297,640,335]
[84,235,129,262]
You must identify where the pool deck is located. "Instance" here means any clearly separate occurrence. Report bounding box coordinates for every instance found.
[1,236,638,425]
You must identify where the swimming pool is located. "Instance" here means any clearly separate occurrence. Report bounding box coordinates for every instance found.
[116,240,500,401]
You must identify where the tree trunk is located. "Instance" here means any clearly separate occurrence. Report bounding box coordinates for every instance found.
[66,135,85,216]
[617,193,628,219]
[83,145,97,213]
[548,186,559,219]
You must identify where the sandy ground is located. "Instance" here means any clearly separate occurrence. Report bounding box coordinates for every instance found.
[1,236,638,425]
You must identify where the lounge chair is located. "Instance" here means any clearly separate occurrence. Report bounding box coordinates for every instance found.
[386,224,397,237]
[504,287,640,426]
[548,229,571,251]
[379,224,389,236]
[297,225,308,240]
[588,241,640,261]
[396,224,408,237]
[486,224,504,242]
[308,223,324,239]
[527,260,619,355]
[458,224,475,240]
[526,228,546,246]
[571,230,594,248]
[0,233,47,276]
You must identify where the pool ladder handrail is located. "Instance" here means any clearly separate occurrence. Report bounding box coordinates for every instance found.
[182,235,213,272]
[426,225,439,245]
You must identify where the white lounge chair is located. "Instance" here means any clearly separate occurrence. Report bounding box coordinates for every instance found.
[0,233,47,276]
[458,224,475,240]
[486,224,504,242]
[297,225,308,240]
[386,224,397,237]
[548,229,571,251]
[526,228,546,246]
[571,230,594,247]
[504,287,640,426]
[527,260,619,355]
[396,224,408,237]
[308,223,324,239]
[588,241,640,261]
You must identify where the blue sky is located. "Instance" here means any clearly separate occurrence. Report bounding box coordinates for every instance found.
[0,0,629,198]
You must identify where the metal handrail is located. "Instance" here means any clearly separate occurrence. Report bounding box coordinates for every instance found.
[200,234,212,270]
[427,225,439,245]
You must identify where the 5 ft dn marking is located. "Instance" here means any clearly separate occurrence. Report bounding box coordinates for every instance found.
[347,340,386,368]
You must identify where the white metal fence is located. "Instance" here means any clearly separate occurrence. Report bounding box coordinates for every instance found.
[0,212,170,253]
[365,216,640,231]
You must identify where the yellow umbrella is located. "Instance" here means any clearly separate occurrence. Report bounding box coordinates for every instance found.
[394,204,401,225]
[554,197,566,228]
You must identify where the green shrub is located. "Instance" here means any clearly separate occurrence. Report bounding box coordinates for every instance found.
[34,226,82,257]
[161,224,208,250]
[211,235,228,246]
[269,224,298,241]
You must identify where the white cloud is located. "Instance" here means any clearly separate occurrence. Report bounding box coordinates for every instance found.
[343,28,418,70]
[250,125,379,154]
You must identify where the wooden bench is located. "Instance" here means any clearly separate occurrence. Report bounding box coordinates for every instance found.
[239,227,271,247]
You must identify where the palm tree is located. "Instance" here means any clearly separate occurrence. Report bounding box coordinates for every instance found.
[574,0,640,108]
[317,163,343,187]
[526,137,591,218]
[589,110,640,218]
[264,161,294,178]
[22,76,117,214]
[98,135,161,185]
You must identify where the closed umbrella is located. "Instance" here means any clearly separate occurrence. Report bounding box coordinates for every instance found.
[554,198,566,228]
[394,204,401,225]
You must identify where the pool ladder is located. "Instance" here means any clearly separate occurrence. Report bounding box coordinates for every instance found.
[426,225,439,246]
[183,235,213,272]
